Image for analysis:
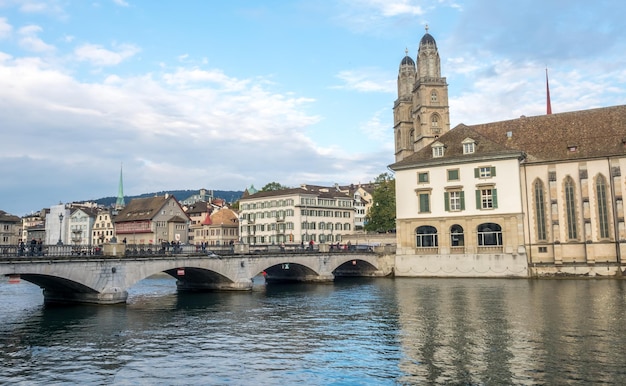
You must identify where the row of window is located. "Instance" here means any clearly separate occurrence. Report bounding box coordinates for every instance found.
[417,188,498,213]
[241,199,295,210]
[418,166,496,184]
[533,175,611,241]
[415,223,503,248]
[432,138,477,158]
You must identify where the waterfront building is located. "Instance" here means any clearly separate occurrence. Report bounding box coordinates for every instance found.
[468,106,626,275]
[390,27,626,276]
[92,208,116,245]
[68,207,97,246]
[0,210,22,245]
[114,194,190,245]
[390,125,527,276]
[45,204,70,245]
[238,185,355,245]
[185,201,211,244]
[337,183,376,230]
[21,210,47,242]
[192,208,239,247]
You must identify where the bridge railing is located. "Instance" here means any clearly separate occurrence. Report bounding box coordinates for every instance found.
[1,244,104,259]
[0,242,378,261]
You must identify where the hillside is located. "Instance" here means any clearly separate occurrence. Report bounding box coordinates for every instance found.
[92,190,243,207]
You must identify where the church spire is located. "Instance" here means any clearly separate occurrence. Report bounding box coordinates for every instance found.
[115,163,125,210]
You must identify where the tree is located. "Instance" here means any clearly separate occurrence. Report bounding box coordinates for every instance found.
[260,182,289,191]
[364,173,396,232]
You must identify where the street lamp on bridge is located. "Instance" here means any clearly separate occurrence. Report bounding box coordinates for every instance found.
[57,213,64,245]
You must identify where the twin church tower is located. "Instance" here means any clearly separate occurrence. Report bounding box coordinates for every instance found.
[394,26,450,163]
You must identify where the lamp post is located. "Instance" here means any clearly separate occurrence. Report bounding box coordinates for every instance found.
[57,213,64,245]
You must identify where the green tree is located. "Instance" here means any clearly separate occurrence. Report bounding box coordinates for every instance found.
[260,182,289,191]
[364,173,396,232]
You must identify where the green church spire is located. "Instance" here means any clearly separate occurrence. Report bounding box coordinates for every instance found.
[115,163,125,210]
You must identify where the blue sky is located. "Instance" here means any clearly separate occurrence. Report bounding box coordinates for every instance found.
[1,0,626,216]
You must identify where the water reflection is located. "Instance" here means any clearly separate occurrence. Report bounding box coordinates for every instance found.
[3,276,626,384]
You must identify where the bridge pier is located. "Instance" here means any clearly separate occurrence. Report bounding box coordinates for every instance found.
[43,288,128,305]
[176,278,253,292]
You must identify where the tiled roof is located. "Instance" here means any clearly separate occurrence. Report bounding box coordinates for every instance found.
[0,210,21,223]
[210,208,238,226]
[468,104,626,163]
[243,185,352,200]
[390,105,626,170]
[390,125,523,170]
[115,196,168,222]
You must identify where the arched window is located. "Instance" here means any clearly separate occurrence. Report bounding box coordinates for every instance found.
[416,225,438,247]
[564,177,578,239]
[477,223,502,246]
[596,174,610,238]
[534,179,547,241]
[431,90,438,102]
[431,115,439,127]
[450,224,464,247]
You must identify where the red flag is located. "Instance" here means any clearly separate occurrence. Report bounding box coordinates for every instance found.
[546,68,552,115]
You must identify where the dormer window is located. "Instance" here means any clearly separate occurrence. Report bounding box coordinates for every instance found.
[432,141,445,158]
[462,138,476,154]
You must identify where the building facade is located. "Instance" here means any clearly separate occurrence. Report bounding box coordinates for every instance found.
[0,210,21,246]
[391,28,626,277]
[114,194,190,245]
[238,185,355,245]
[390,126,528,276]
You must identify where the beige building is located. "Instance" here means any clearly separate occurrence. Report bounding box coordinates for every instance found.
[238,185,355,245]
[114,194,190,246]
[390,28,626,277]
[468,105,626,275]
[0,210,22,246]
[92,209,116,245]
[192,208,239,247]
[390,126,527,277]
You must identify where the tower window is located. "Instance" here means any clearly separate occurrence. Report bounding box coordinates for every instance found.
[431,91,438,102]
[431,115,439,127]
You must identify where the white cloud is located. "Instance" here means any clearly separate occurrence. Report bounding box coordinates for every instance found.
[333,68,395,93]
[0,17,12,39]
[18,24,55,52]
[112,0,129,7]
[74,43,140,66]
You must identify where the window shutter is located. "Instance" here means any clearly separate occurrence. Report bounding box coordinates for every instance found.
[474,168,479,178]
[444,192,449,211]
[491,166,497,177]
[475,190,481,209]
[460,191,465,210]
[493,189,498,208]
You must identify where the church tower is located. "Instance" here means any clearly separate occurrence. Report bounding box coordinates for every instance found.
[394,26,450,162]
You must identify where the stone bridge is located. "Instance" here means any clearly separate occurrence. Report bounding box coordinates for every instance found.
[0,251,394,305]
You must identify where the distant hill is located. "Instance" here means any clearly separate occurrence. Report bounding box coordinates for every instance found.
[92,190,243,208]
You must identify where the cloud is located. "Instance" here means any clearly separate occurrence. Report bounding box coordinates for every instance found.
[112,0,129,6]
[333,68,395,93]
[18,24,55,52]
[0,17,12,39]
[74,43,140,66]
[0,52,387,215]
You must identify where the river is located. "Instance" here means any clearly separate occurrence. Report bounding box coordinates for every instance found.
[1,276,626,385]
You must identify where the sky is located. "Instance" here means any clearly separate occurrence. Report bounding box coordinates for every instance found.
[1,0,626,216]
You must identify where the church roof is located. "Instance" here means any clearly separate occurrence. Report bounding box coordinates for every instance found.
[468,104,626,163]
[389,125,523,170]
[420,33,436,47]
[400,55,415,67]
